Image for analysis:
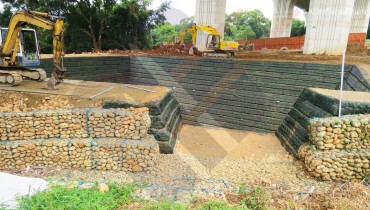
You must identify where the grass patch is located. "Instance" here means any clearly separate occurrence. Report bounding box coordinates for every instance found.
[17,183,136,210]
[15,183,272,210]
[366,39,370,47]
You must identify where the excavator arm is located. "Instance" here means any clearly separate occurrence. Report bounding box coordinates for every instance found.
[176,24,220,46]
[0,10,66,89]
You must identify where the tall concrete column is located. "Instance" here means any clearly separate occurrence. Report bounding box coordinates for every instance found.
[194,0,226,51]
[350,0,370,33]
[270,0,297,38]
[303,0,356,55]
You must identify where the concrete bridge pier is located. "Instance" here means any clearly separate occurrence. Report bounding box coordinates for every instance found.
[303,0,356,55]
[194,0,226,52]
[350,0,370,33]
[270,0,297,38]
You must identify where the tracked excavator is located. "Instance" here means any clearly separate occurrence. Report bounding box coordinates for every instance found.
[176,24,239,57]
[0,10,66,89]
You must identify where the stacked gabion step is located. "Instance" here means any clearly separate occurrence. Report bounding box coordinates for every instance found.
[276,88,370,155]
[300,115,370,181]
[0,108,158,172]
[103,90,182,154]
[0,108,150,141]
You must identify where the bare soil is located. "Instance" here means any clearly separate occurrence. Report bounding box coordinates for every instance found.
[311,88,370,103]
[0,80,168,112]
[41,46,370,66]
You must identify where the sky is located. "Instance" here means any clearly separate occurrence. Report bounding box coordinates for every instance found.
[0,0,305,21]
[150,0,275,19]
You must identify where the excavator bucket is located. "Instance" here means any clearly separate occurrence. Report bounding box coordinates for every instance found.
[44,77,59,90]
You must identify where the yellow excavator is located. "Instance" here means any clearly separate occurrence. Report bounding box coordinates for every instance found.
[176,24,239,57]
[0,10,66,89]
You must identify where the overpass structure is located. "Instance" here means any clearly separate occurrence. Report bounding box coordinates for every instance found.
[194,0,370,55]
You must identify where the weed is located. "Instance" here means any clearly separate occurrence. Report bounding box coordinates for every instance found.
[145,200,187,210]
[17,183,137,210]
[239,187,269,210]
[196,199,242,210]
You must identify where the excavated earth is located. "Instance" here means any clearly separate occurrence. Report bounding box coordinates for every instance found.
[1,52,370,208]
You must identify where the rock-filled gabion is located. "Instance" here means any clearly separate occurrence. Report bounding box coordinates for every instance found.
[300,146,370,181]
[59,110,88,138]
[92,138,123,171]
[34,111,59,139]
[69,139,92,169]
[12,140,43,169]
[123,137,159,172]
[0,137,159,171]
[115,108,151,140]
[300,114,370,181]
[310,116,370,150]
[5,112,35,140]
[0,116,6,141]
[41,139,70,169]
[0,108,150,141]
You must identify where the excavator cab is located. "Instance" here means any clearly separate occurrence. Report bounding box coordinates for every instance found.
[206,34,221,50]
[0,28,40,67]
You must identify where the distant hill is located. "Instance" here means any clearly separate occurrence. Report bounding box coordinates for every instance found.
[164,8,189,25]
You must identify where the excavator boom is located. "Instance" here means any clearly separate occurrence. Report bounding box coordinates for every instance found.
[0,10,66,89]
[175,24,239,57]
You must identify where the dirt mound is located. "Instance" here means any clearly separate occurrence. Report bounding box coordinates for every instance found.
[346,43,369,56]
[82,45,188,57]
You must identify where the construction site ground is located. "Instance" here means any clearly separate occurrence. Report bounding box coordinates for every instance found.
[2,50,370,209]
[3,124,369,209]
[41,43,370,66]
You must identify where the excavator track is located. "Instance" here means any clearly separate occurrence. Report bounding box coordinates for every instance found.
[0,68,47,86]
[28,68,47,81]
[0,71,23,86]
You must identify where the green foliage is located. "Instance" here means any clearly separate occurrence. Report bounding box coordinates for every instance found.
[146,200,187,210]
[367,21,370,39]
[0,5,12,27]
[291,19,305,37]
[239,186,269,210]
[225,10,271,41]
[1,0,170,52]
[197,200,243,210]
[152,23,177,45]
[152,16,194,46]
[17,183,136,210]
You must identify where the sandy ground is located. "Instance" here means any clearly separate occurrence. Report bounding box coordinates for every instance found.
[41,49,370,66]
[1,80,168,105]
[311,88,370,103]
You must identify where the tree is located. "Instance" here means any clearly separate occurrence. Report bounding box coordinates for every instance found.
[367,20,370,39]
[0,5,12,27]
[1,0,170,52]
[291,18,305,37]
[225,10,271,40]
[68,0,116,51]
[152,23,177,45]
[104,0,169,50]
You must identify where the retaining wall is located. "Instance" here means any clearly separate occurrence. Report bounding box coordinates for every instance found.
[39,56,370,133]
[276,88,370,155]
[129,56,352,132]
[39,56,130,83]
[299,115,370,181]
[341,65,370,92]
[0,107,159,172]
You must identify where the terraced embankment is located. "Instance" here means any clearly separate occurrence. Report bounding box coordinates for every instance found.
[39,55,370,152]
[129,56,354,133]
[39,56,130,83]
[276,88,370,155]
